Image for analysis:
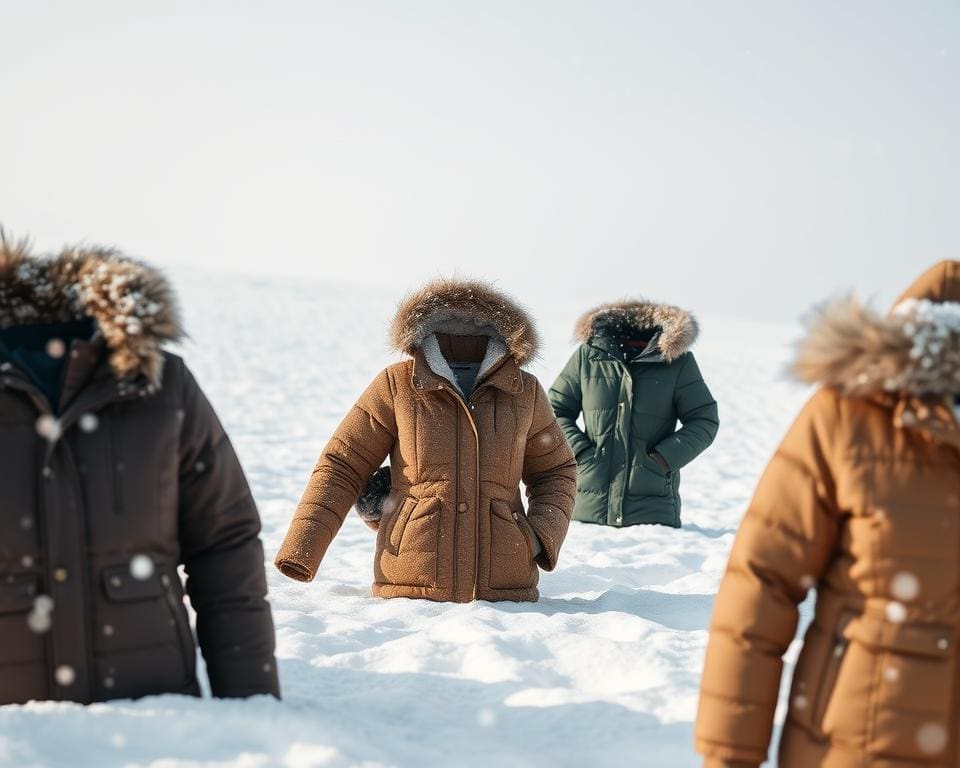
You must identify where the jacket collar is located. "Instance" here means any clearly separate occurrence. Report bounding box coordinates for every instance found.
[0,231,182,387]
[589,331,666,364]
[411,349,524,397]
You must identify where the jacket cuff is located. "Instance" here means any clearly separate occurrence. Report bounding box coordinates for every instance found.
[207,657,280,699]
[527,515,559,571]
[274,516,335,582]
[650,438,686,471]
[571,436,594,460]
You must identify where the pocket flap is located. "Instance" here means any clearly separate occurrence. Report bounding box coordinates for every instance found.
[0,574,39,614]
[408,496,440,522]
[490,499,516,522]
[844,615,955,659]
[102,564,165,602]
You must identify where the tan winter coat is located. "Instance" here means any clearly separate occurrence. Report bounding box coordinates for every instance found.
[0,234,278,704]
[696,261,960,767]
[275,279,577,602]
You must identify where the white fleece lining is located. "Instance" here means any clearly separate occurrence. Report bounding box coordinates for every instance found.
[421,332,509,396]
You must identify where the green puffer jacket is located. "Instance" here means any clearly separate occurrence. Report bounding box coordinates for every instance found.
[549,301,719,528]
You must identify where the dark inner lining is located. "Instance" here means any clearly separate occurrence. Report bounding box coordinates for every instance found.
[436,333,489,395]
[0,318,96,409]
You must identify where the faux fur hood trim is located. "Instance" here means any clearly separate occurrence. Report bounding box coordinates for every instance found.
[0,230,183,386]
[793,296,960,397]
[389,278,540,365]
[575,300,699,362]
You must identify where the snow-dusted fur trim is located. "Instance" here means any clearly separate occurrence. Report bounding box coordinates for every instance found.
[390,278,540,365]
[575,300,699,362]
[0,229,182,385]
[356,465,391,524]
[794,296,960,396]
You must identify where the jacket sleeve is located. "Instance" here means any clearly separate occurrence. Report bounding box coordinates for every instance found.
[695,389,843,766]
[275,368,397,582]
[176,363,280,699]
[548,346,594,460]
[523,378,578,571]
[652,352,719,470]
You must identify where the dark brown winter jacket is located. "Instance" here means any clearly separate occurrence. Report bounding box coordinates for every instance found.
[275,278,578,602]
[0,234,279,704]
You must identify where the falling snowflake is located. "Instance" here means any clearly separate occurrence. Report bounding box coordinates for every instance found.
[36,415,62,442]
[78,413,100,433]
[129,554,155,581]
[33,595,54,614]
[890,572,920,602]
[26,610,52,634]
[45,338,66,359]
[55,665,76,686]
[885,601,908,624]
[916,722,948,755]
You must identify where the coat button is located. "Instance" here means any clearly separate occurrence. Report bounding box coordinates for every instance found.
[937,638,950,651]
[458,503,468,512]
[53,568,69,583]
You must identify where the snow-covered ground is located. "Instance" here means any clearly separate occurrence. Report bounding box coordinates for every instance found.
[0,270,815,768]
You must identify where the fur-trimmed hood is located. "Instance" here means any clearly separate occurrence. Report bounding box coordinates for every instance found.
[575,300,699,362]
[0,230,182,385]
[794,260,960,397]
[389,278,540,365]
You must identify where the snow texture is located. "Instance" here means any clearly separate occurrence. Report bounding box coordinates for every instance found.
[0,270,815,767]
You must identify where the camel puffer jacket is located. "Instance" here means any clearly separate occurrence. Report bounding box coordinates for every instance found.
[0,235,278,705]
[275,279,577,602]
[696,260,960,767]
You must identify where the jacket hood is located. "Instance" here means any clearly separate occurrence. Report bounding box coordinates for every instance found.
[389,278,540,365]
[895,260,960,306]
[794,260,960,397]
[574,300,699,362]
[0,230,183,385]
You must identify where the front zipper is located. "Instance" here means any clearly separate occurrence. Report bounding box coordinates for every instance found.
[441,384,483,601]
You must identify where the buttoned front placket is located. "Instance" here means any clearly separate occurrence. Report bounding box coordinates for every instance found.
[0,349,149,702]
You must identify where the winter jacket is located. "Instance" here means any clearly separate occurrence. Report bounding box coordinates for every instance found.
[275,278,578,602]
[0,235,279,705]
[548,301,718,527]
[696,261,960,767]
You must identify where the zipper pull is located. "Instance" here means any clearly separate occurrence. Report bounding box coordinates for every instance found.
[832,637,848,658]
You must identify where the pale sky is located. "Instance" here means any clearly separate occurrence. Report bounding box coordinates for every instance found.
[1,1,956,321]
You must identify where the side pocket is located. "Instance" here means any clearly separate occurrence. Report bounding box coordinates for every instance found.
[512,509,538,560]
[812,614,853,728]
[160,572,196,680]
[489,500,538,590]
